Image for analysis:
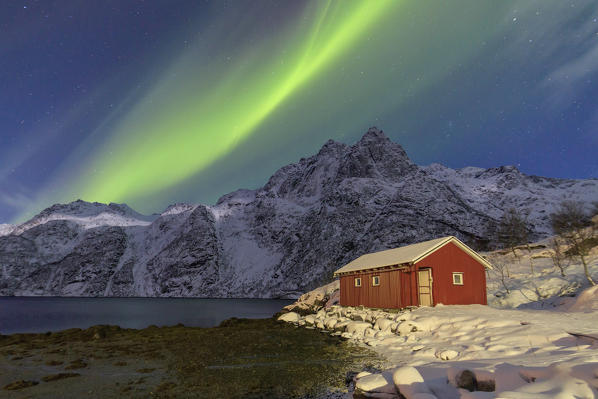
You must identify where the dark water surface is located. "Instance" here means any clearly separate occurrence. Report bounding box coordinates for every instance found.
[0,297,293,334]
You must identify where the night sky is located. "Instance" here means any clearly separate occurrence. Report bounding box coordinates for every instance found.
[2,0,598,224]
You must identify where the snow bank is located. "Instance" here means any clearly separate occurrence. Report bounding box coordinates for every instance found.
[279,303,598,398]
[566,285,598,312]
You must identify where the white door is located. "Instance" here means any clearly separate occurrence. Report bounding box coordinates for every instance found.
[418,269,433,306]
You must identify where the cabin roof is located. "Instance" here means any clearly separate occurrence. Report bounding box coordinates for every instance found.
[333,236,493,276]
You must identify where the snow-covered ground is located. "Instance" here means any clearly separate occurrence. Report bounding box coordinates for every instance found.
[279,236,598,398]
[484,237,598,310]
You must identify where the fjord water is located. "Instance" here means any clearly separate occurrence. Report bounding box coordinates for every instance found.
[0,297,293,334]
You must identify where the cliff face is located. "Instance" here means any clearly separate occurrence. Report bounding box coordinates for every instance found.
[1,128,597,298]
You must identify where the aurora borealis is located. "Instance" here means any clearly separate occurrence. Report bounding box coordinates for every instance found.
[2,1,598,223]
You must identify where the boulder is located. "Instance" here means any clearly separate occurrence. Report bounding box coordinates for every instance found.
[324,317,338,329]
[334,320,351,332]
[355,372,397,396]
[393,366,436,399]
[374,318,395,331]
[455,369,476,392]
[346,321,372,336]
[277,312,300,322]
[435,349,459,361]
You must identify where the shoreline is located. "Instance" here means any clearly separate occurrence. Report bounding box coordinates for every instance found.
[1,317,384,398]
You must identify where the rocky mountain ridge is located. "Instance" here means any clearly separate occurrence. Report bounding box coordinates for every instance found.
[1,128,597,298]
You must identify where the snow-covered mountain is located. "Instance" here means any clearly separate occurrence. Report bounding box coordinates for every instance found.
[1,128,597,298]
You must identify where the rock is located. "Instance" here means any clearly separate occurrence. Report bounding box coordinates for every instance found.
[334,320,351,332]
[277,312,300,322]
[353,313,367,322]
[392,366,436,399]
[355,371,372,379]
[325,290,340,308]
[355,372,397,395]
[477,380,496,392]
[304,314,317,325]
[435,349,459,360]
[345,321,372,336]
[374,318,394,331]
[455,369,477,392]
[364,328,377,338]
[397,322,417,336]
[324,317,339,329]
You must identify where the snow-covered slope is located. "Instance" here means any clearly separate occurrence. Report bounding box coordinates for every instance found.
[423,163,598,236]
[1,128,597,297]
[10,200,156,236]
[280,237,598,398]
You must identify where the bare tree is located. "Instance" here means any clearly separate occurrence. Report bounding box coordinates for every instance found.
[497,208,533,273]
[550,201,596,286]
[497,208,529,256]
[488,255,511,294]
[548,237,569,277]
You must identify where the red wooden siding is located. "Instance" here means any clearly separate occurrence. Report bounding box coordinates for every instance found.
[415,241,487,305]
[338,241,488,308]
[339,269,402,308]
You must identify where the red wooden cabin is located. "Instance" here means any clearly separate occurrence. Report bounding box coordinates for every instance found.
[334,236,492,308]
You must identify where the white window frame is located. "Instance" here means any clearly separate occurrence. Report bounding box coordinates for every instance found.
[372,275,380,286]
[354,277,362,287]
[452,272,464,285]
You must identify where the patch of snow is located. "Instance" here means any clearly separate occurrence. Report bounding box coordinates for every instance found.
[0,224,14,236]
[160,203,198,216]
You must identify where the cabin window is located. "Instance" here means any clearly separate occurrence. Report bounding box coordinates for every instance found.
[452,272,464,285]
[372,276,380,286]
[354,277,362,287]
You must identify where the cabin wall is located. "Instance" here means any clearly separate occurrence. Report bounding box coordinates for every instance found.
[339,269,402,308]
[416,242,487,305]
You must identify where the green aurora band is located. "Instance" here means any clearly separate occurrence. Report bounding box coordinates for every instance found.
[75,0,398,204]
[17,0,519,221]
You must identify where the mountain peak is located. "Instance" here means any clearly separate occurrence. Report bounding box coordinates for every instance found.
[358,127,389,144]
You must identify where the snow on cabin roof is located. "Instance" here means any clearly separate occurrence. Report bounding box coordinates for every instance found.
[333,236,493,276]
